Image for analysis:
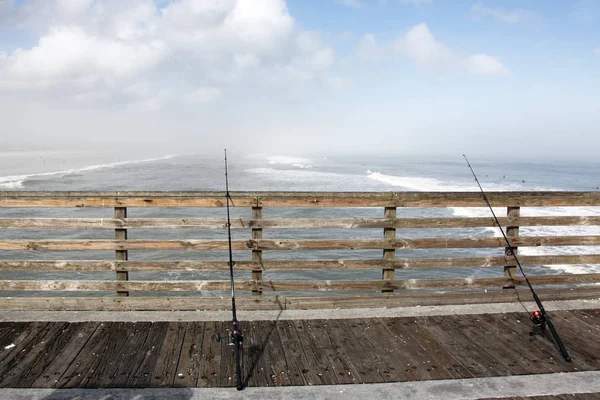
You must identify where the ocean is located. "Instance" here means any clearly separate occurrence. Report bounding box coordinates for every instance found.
[1,151,599,296]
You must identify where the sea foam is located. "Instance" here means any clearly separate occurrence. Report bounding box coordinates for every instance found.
[0,154,178,189]
[267,156,313,169]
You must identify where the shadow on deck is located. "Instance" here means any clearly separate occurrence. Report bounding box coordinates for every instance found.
[0,309,598,389]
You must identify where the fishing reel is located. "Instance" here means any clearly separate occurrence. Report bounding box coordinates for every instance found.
[530,310,546,336]
[214,329,244,345]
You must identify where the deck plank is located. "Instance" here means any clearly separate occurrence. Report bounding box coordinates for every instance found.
[80,322,132,388]
[0,309,598,389]
[0,322,52,381]
[324,319,373,383]
[126,322,170,388]
[3,322,71,388]
[56,322,113,388]
[297,320,344,385]
[243,320,270,387]
[274,320,309,386]
[197,321,222,388]
[152,321,187,387]
[31,322,100,388]
[173,321,204,388]
[107,322,153,388]
[346,319,395,382]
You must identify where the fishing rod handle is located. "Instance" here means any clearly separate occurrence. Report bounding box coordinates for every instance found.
[545,318,572,362]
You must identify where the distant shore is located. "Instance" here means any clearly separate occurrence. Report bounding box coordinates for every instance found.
[0,150,171,177]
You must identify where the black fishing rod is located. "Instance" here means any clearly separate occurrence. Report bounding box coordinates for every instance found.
[215,149,244,390]
[462,154,571,362]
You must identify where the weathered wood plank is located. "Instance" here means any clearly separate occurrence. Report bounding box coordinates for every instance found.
[240,321,270,387]
[106,322,153,388]
[347,320,402,382]
[2,216,600,229]
[202,322,223,387]
[449,315,531,375]
[2,235,600,251]
[152,322,187,387]
[252,206,263,296]
[31,322,100,388]
[377,318,436,380]
[79,322,131,388]
[291,320,336,384]
[0,296,285,311]
[115,207,128,297]
[417,316,499,377]
[274,321,309,386]
[3,191,600,207]
[1,255,599,272]
[0,312,599,389]
[0,322,65,387]
[0,322,50,373]
[55,322,112,388]
[504,206,520,287]
[0,285,596,311]
[320,320,362,383]
[5,322,75,388]
[382,207,396,293]
[173,321,204,388]
[126,322,170,388]
[284,286,600,310]
[2,274,597,292]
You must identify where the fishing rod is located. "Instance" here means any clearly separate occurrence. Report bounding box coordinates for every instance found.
[214,149,245,390]
[462,154,571,362]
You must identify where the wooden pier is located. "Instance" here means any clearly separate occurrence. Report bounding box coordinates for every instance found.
[0,191,599,397]
[0,308,597,389]
[0,191,599,309]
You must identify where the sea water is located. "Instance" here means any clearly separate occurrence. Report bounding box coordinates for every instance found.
[1,151,599,297]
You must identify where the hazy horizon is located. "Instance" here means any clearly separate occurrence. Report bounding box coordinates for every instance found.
[1,0,599,158]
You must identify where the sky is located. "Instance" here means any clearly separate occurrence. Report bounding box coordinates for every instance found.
[0,0,599,158]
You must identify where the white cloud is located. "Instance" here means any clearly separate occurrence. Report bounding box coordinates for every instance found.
[471,2,540,24]
[595,48,600,55]
[357,33,384,61]
[185,87,224,104]
[394,23,453,68]
[391,23,508,76]
[0,0,341,109]
[5,26,165,81]
[337,0,364,8]
[466,54,509,76]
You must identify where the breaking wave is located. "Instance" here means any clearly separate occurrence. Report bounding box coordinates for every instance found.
[0,154,179,189]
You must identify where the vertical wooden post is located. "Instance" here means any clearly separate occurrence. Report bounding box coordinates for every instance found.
[382,207,396,293]
[504,206,520,288]
[252,206,263,296]
[115,207,129,297]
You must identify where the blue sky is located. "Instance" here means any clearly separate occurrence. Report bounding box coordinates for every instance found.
[0,0,598,157]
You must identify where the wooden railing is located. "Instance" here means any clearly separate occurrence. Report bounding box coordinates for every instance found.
[1,191,600,310]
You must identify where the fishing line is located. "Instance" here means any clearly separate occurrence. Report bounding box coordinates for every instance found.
[463,154,571,362]
[214,149,245,390]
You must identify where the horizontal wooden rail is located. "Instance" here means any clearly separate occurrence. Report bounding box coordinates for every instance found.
[0,274,598,292]
[2,236,600,251]
[2,191,600,208]
[1,254,599,271]
[0,286,598,311]
[2,216,600,229]
[1,190,599,310]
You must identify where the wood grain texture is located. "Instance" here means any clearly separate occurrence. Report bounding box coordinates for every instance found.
[0,274,598,292]
[2,236,599,250]
[1,255,598,271]
[2,191,600,207]
[2,216,600,229]
[0,310,598,388]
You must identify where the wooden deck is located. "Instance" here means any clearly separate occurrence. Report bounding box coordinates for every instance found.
[0,309,597,389]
